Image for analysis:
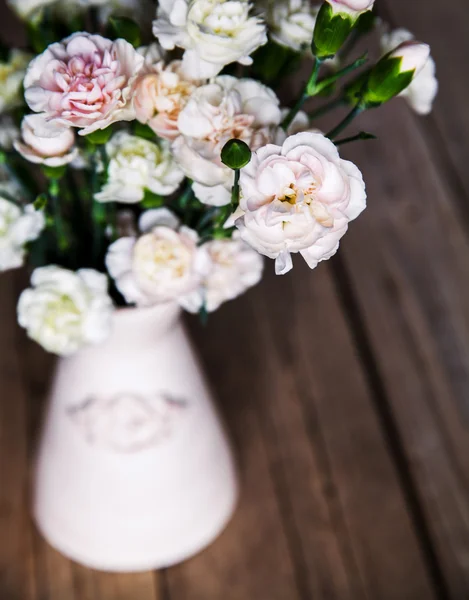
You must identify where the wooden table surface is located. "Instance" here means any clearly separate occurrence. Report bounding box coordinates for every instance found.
[2,1,469,599]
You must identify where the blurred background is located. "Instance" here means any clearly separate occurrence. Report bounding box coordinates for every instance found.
[1,1,469,599]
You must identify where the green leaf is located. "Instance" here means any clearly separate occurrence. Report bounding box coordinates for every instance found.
[344,70,370,104]
[141,189,165,208]
[213,226,235,240]
[85,126,114,145]
[250,40,301,84]
[178,181,194,209]
[109,16,141,48]
[33,193,48,211]
[133,122,156,141]
[221,139,251,170]
[355,10,376,34]
[42,165,67,180]
[0,42,10,63]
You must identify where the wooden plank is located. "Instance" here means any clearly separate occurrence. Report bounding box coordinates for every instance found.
[337,100,469,598]
[91,571,159,600]
[10,272,75,600]
[0,273,37,600]
[165,301,303,600]
[10,269,79,600]
[249,262,436,599]
[379,0,469,213]
[171,273,436,599]
[30,541,76,600]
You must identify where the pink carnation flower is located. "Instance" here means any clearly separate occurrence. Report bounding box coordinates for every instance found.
[24,33,144,136]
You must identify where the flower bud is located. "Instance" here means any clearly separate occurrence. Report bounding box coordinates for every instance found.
[221,139,252,170]
[312,3,353,60]
[389,41,430,77]
[356,41,431,107]
[312,0,373,60]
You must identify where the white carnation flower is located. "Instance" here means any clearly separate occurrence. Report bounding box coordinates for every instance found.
[173,75,282,206]
[180,236,264,313]
[153,0,267,78]
[236,132,366,274]
[0,49,31,113]
[266,0,319,52]
[95,132,184,204]
[17,266,114,356]
[134,57,200,141]
[0,197,45,271]
[381,28,438,115]
[14,114,78,167]
[105,208,210,307]
[7,0,56,18]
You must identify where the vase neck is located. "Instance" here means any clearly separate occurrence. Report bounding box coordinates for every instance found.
[109,303,182,347]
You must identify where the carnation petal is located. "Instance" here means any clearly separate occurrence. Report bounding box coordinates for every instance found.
[275,251,293,275]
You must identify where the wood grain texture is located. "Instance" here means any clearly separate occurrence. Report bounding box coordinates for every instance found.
[165,301,302,600]
[251,264,435,599]
[249,268,431,599]
[0,273,36,600]
[337,100,469,598]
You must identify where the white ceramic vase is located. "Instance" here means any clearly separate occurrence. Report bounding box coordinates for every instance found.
[33,303,238,572]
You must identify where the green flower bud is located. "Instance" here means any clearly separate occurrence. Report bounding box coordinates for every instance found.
[361,41,430,107]
[312,3,354,60]
[221,139,252,170]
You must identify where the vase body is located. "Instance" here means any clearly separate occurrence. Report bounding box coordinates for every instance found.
[33,303,238,572]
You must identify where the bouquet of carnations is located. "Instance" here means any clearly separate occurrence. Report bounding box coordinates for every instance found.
[0,0,437,356]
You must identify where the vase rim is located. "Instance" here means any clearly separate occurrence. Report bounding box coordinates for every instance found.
[112,301,181,325]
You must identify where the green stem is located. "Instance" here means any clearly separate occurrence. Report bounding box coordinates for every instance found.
[313,54,367,95]
[98,144,108,172]
[49,179,68,253]
[232,169,240,207]
[326,103,364,139]
[89,152,105,265]
[281,58,323,131]
[178,180,194,209]
[334,131,376,146]
[196,206,218,232]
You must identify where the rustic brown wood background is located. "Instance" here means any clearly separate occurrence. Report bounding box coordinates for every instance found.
[1,1,469,598]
